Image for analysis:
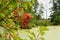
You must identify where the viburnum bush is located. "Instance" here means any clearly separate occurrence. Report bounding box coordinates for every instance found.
[0,0,35,29]
[0,0,36,40]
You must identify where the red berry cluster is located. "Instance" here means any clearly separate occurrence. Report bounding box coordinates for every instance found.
[21,13,32,29]
[13,9,32,29]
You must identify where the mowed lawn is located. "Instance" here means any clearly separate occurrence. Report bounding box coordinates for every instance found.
[18,26,60,40]
[43,26,60,40]
[0,26,60,40]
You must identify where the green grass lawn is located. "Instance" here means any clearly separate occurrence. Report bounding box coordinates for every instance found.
[18,26,60,40]
[0,26,60,40]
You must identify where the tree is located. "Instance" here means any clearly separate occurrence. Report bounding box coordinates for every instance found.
[50,0,60,25]
[0,0,39,40]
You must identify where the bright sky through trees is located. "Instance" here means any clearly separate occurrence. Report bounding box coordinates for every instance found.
[38,0,53,19]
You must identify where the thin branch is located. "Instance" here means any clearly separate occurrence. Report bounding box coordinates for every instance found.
[0,0,12,13]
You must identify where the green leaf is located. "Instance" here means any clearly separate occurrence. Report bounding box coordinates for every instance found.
[7,19,13,22]
[21,2,28,9]
[0,13,6,19]
[0,0,2,5]
[39,26,48,31]
[39,26,49,36]
[6,10,12,15]
[28,35,33,40]
[26,31,35,37]
[40,38,45,40]
[40,32,45,36]
[28,2,33,7]
[1,21,7,27]
[14,36,23,40]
